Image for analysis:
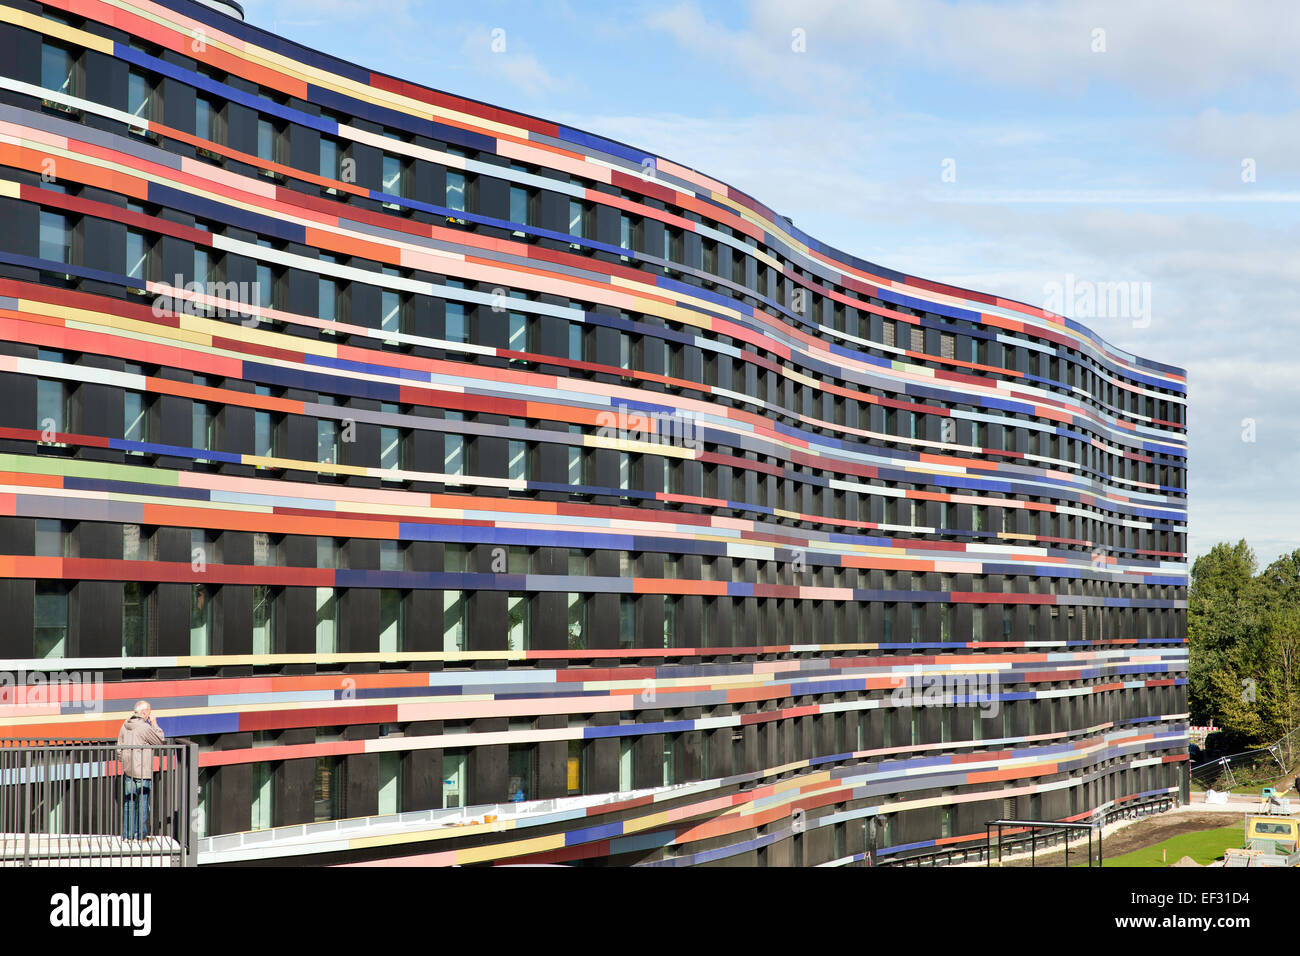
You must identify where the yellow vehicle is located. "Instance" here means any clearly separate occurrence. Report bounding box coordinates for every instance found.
[1244,815,1299,854]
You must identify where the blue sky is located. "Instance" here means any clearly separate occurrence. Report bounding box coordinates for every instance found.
[243,0,1300,568]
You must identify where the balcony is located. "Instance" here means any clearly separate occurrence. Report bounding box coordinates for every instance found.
[0,738,198,867]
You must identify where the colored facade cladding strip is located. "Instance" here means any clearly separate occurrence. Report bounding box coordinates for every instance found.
[0,0,1186,865]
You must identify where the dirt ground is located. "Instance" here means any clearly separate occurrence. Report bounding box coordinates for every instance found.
[1002,812,1235,867]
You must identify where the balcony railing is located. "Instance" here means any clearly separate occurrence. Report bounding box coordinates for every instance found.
[0,738,198,867]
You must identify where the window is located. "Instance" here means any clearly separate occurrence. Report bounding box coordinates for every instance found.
[319,136,339,182]
[250,762,273,830]
[507,745,535,802]
[315,587,336,653]
[36,376,66,434]
[190,583,211,654]
[195,94,218,144]
[122,581,148,656]
[35,582,68,658]
[125,229,148,282]
[619,594,635,648]
[567,740,586,795]
[123,390,148,446]
[318,277,338,324]
[254,410,273,459]
[256,117,276,165]
[567,593,585,649]
[39,210,72,265]
[313,756,343,821]
[445,170,466,212]
[34,519,64,557]
[507,593,529,651]
[442,751,467,808]
[380,424,401,472]
[379,589,403,651]
[509,185,528,232]
[377,752,401,815]
[252,584,275,654]
[618,737,633,791]
[126,69,152,131]
[662,735,676,786]
[381,288,402,342]
[443,589,466,652]
[381,154,404,206]
[443,411,464,484]
[317,418,338,466]
[568,199,584,239]
[40,42,74,97]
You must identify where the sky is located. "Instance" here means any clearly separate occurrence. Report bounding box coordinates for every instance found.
[242,0,1300,568]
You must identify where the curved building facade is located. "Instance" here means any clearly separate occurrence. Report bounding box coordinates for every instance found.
[0,0,1187,866]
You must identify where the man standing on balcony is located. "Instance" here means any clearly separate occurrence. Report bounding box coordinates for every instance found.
[117,700,166,843]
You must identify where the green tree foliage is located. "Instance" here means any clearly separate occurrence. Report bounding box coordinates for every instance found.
[1190,541,1300,748]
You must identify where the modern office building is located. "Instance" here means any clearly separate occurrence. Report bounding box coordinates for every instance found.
[0,0,1188,865]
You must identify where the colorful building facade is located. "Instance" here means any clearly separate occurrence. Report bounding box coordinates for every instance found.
[0,0,1188,865]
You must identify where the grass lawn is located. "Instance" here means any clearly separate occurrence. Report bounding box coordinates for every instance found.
[1100,825,1242,867]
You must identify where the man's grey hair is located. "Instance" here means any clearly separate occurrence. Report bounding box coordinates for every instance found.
[133,700,150,717]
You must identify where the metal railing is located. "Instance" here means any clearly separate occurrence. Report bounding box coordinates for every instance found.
[877,794,1176,867]
[0,738,198,867]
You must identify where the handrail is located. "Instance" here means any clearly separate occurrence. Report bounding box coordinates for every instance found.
[0,737,198,867]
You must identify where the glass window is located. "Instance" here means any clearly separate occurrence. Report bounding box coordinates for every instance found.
[254,410,273,459]
[36,378,65,432]
[442,751,466,809]
[380,425,401,471]
[443,412,464,483]
[379,589,403,651]
[507,745,534,802]
[190,583,211,654]
[251,584,275,654]
[122,581,147,656]
[567,740,585,795]
[619,595,635,648]
[319,137,338,180]
[568,322,583,361]
[34,519,64,557]
[126,70,151,126]
[39,210,72,264]
[443,589,466,652]
[567,593,585,649]
[507,593,529,651]
[125,229,148,281]
[315,587,336,653]
[382,154,403,199]
[40,42,73,95]
[256,117,275,162]
[381,290,401,338]
[123,391,148,444]
[313,756,342,821]
[568,199,584,238]
[509,185,528,228]
[194,95,213,141]
[250,762,273,830]
[507,437,527,482]
[445,171,466,212]
[255,263,273,310]
[662,735,675,786]
[318,278,337,323]
[377,752,401,816]
[445,301,467,344]
[317,418,338,466]
[619,737,633,791]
